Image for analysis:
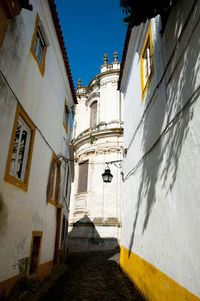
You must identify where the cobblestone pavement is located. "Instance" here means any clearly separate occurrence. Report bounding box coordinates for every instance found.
[20,250,145,301]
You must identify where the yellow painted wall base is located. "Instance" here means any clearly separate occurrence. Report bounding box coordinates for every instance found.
[120,246,200,301]
[37,260,53,281]
[0,273,25,298]
[0,260,53,298]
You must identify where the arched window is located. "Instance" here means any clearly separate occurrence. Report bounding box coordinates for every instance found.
[90,101,97,129]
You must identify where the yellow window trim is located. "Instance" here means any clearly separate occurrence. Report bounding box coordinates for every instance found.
[63,100,70,134]
[30,13,47,77]
[48,199,63,208]
[27,231,43,277]
[141,23,154,101]
[47,153,61,207]
[4,104,36,191]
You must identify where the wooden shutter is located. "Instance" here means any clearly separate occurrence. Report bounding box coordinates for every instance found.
[46,155,60,203]
[77,160,88,193]
[90,102,97,129]
[47,158,56,202]
[63,103,69,133]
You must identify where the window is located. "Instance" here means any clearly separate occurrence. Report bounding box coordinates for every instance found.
[61,216,66,244]
[63,100,70,133]
[141,24,154,100]
[47,153,61,206]
[61,215,67,250]
[9,118,31,181]
[77,160,88,193]
[4,105,35,191]
[33,28,45,66]
[90,101,97,129]
[30,14,47,76]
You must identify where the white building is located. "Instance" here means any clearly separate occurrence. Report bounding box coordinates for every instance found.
[119,0,200,300]
[0,0,76,297]
[68,53,123,251]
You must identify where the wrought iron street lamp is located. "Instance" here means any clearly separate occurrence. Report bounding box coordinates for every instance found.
[102,166,113,183]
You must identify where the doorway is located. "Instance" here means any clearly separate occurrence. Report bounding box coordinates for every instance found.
[28,231,43,276]
[53,206,62,264]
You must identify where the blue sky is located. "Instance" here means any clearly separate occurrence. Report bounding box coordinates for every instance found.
[55,0,127,88]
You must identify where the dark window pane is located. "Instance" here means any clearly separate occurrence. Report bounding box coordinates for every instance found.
[64,105,69,130]
[90,102,97,129]
[77,160,88,193]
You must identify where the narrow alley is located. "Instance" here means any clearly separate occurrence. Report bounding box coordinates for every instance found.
[19,250,144,301]
[1,0,200,300]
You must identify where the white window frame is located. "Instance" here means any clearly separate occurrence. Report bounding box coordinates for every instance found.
[141,23,154,100]
[142,40,152,87]
[33,27,46,66]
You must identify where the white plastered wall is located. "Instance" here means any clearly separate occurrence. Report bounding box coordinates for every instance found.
[0,0,74,282]
[121,0,200,297]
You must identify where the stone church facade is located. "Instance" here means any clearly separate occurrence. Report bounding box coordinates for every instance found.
[68,52,123,251]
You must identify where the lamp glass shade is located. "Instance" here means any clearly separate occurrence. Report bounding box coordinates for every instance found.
[102,167,113,183]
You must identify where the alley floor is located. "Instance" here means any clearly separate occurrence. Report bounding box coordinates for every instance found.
[18,249,145,301]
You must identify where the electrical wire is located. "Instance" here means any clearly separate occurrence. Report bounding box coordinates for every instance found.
[0,69,57,155]
[0,70,123,167]
[125,0,198,153]
[122,0,199,182]
[123,82,200,182]
[72,159,122,166]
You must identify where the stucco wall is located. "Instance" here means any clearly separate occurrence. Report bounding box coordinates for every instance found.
[120,0,200,299]
[0,0,74,286]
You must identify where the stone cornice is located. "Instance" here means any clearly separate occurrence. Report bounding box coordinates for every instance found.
[72,126,123,148]
[86,69,120,91]
[76,69,120,98]
[99,69,120,79]
[75,145,123,159]
[69,222,121,227]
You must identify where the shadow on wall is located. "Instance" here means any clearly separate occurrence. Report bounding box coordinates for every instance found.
[67,215,119,253]
[128,2,200,252]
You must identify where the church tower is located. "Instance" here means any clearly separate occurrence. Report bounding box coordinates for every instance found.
[68,52,123,251]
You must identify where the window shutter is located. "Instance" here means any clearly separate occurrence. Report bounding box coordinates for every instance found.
[77,160,88,193]
[63,103,69,132]
[55,163,61,203]
[46,156,61,203]
[90,102,97,129]
[47,158,55,202]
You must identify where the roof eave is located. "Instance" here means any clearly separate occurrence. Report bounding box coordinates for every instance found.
[118,25,132,91]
